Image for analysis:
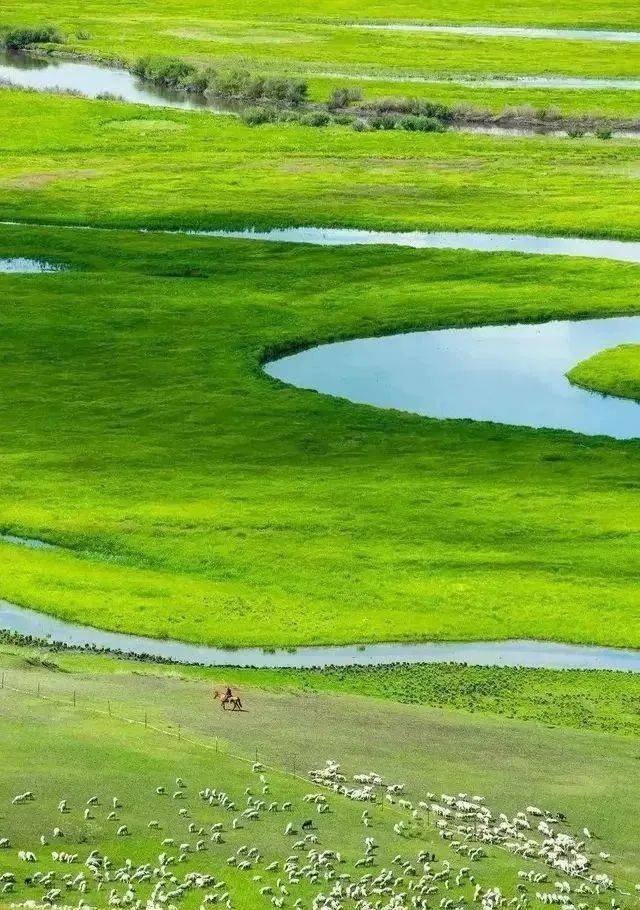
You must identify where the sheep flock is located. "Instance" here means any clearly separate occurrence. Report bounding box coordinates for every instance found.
[1,760,637,910]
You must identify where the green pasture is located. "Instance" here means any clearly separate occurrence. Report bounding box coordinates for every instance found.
[1,648,640,904]
[2,89,640,237]
[0,218,639,647]
[4,0,640,118]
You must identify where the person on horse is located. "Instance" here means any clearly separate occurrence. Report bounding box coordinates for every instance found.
[221,686,243,709]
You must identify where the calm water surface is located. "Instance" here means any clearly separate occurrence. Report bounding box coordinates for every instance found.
[351,24,640,42]
[0,50,230,112]
[202,227,640,263]
[2,601,639,671]
[267,316,640,439]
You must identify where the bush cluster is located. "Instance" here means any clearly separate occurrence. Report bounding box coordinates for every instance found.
[133,56,308,105]
[363,96,454,123]
[2,24,63,49]
[358,113,445,133]
[240,106,331,127]
[327,86,363,110]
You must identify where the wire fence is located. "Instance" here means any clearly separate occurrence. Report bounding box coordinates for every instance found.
[0,668,321,792]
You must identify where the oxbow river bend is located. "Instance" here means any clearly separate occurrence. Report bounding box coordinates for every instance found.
[2,601,640,671]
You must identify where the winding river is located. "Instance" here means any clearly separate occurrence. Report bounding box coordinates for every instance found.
[3,601,640,671]
[2,47,640,99]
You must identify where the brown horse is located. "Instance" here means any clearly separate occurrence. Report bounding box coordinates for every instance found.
[213,688,244,711]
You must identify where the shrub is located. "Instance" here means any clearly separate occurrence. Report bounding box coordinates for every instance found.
[241,105,278,126]
[364,96,454,122]
[567,127,585,139]
[3,25,63,49]
[132,56,197,89]
[327,86,363,110]
[398,115,445,133]
[75,30,91,41]
[178,69,212,94]
[370,114,397,130]
[332,113,355,125]
[352,118,371,132]
[537,105,562,122]
[300,110,331,127]
[595,127,613,140]
[95,92,125,101]
[206,70,308,105]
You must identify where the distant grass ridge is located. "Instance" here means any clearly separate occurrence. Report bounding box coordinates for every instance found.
[567,344,640,401]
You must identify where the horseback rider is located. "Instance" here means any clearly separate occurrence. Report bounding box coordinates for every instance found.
[220,686,243,709]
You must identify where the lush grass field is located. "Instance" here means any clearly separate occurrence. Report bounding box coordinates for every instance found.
[3,89,640,238]
[0,219,640,647]
[568,345,640,401]
[4,0,640,120]
[2,646,640,897]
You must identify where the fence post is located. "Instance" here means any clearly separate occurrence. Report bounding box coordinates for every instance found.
[178,723,181,741]
[37,682,40,697]
[108,700,111,716]
[144,712,148,728]
[1,672,4,688]
[73,690,76,707]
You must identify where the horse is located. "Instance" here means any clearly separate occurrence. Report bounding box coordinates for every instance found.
[213,688,244,711]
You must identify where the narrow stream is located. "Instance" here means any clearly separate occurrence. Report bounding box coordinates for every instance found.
[198,227,640,263]
[0,50,231,113]
[2,601,639,671]
[317,70,640,90]
[349,24,640,43]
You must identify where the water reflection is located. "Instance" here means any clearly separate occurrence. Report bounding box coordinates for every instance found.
[0,50,231,112]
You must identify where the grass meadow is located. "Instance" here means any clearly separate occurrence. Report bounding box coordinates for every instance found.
[2,643,640,905]
[0,221,640,647]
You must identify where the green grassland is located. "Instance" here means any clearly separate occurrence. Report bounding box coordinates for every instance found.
[1,91,640,647]
[3,89,640,237]
[5,0,640,118]
[1,217,640,647]
[2,646,640,902]
[568,344,640,401]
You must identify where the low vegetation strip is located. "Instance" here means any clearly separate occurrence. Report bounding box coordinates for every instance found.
[567,345,640,401]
